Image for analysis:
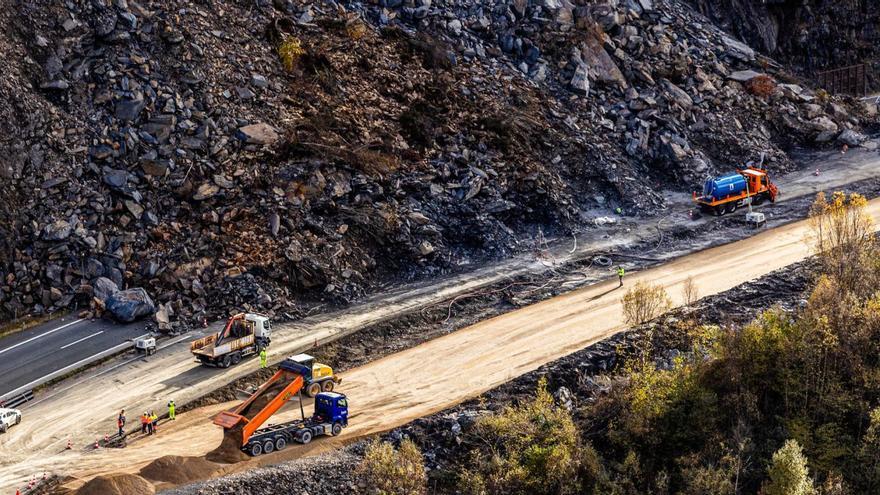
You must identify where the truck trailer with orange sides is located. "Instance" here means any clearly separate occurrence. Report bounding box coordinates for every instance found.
[213,356,348,456]
[693,166,779,216]
[191,313,271,368]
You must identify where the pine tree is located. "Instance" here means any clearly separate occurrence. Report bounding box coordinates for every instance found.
[763,439,816,495]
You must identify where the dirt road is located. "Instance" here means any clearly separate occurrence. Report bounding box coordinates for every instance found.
[6,191,880,492]
[0,151,878,492]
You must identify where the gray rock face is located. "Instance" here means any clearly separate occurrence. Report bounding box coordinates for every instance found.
[722,35,756,62]
[106,288,155,322]
[728,70,762,82]
[569,63,590,95]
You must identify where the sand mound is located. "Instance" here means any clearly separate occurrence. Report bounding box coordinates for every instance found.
[75,473,155,495]
[139,455,223,485]
[205,426,250,464]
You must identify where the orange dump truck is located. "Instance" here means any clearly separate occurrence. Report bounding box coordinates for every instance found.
[214,355,347,456]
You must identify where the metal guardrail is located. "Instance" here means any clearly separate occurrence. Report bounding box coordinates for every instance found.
[1,390,34,409]
[0,338,142,406]
[816,64,868,96]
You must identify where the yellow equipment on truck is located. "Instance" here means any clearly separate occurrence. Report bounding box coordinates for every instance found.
[191,313,271,368]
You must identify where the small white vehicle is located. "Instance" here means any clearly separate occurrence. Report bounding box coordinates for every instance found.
[0,408,22,433]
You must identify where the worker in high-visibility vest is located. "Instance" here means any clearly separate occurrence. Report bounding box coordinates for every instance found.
[259,348,268,369]
[617,266,625,287]
[140,412,149,434]
[167,400,176,421]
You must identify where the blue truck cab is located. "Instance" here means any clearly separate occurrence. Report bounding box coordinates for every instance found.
[314,392,349,427]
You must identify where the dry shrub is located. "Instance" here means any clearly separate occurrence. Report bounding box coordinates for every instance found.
[357,438,427,495]
[746,74,776,98]
[352,148,401,176]
[682,275,699,306]
[808,191,875,293]
[277,36,305,72]
[346,19,368,40]
[621,281,672,327]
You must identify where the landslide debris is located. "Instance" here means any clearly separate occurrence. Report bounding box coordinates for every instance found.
[0,0,874,327]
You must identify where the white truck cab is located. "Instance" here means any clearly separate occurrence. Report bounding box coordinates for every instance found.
[0,408,22,433]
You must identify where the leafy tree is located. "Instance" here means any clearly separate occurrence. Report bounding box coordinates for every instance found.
[856,407,880,491]
[763,439,816,495]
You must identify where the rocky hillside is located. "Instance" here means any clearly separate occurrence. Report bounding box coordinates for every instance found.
[687,0,880,89]
[0,0,874,326]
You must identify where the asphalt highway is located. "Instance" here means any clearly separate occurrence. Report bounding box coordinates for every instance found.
[0,316,148,399]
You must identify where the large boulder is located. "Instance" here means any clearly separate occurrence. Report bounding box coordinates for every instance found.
[92,277,120,303]
[837,129,866,146]
[106,288,155,323]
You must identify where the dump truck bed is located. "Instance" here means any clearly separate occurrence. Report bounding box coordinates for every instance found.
[191,334,254,358]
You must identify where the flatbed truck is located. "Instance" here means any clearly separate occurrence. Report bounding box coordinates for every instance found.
[191,313,271,368]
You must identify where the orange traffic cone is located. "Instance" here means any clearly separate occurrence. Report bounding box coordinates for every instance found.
[66,438,72,450]
[94,438,100,449]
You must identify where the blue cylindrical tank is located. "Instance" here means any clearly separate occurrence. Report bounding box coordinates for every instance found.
[703,173,747,202]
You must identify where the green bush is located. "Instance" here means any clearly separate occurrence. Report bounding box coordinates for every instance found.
[357,438,427,495]
[458,378,597,495]
[277,36,305,72]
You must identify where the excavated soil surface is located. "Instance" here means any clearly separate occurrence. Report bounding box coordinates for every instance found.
[74,473,155,495]
[138,456,223,485]
[170,256,816,494]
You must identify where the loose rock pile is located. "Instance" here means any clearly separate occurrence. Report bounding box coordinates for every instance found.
[0,0,874,326]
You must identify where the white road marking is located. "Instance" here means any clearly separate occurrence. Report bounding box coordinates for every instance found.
[0,318,85,356]
[59,331,105,350]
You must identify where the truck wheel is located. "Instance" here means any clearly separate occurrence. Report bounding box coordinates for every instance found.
[250,442,263,456]
[219,355,231,368]
[331,423,343,436]
[726,202,737,214]
[322,380,335,392]
[752,194,765,206]
[275,437,287,451]
[231,352,242,365]
[263,440,275,454]
[306,383,321,398]
[300,430,313,444]
[713,206,725,216]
